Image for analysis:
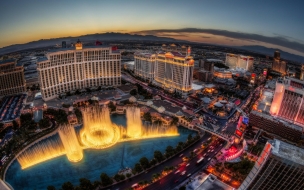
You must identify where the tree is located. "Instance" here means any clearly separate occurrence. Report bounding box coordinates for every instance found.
[100,173,113,186]
[126,173,132,178]
[12,120,19,130]
[187,134,193,142]
[154,150,164,162]
[79,178,93,190]
[150,158,157,166]
[114,174,122,182]
[108,101,116,112]
[143,112,152,122]
[39,118,50,128]
[139,157,150,169]
[170,116,179,126]
[74,108,82,123]
[165,146,175,157]
[47,186,56,190]
[134,163,143,173]
[130,89,137,96]
[93,180,101,188]
[62,181,74,190]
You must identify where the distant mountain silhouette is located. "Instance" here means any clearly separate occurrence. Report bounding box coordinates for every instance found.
[233,45,304,63]
[0,32,184,55]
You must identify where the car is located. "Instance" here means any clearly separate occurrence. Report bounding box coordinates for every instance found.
[193,149,198,152]
[174,179,179,183]
[207,158,211,161]
[186,163,190,167]
[187,173,191,177]
[181,171,186,175]
[175,170,180,174]
[203,153,207,156]
[179,154,184,157]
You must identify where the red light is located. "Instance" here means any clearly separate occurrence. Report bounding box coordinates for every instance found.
[235,129,243,137]
[251,73,256,78]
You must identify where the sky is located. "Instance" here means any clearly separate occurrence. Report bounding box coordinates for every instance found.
[1,0,304,56]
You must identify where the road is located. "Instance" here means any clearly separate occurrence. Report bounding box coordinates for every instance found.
[143,138,226,190]
[100,132,221,190]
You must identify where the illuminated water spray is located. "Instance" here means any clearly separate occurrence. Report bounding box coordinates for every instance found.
[58,124,83,162]
[80,106,121,149]
[17,106,179,169]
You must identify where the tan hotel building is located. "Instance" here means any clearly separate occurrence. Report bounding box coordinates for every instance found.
[37,40,121,101]
[0,59,25,97]
[154,49,194,96]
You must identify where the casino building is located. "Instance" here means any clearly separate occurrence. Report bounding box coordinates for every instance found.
[37,40,121,101]
[134,52,156,81]
[0,59,25,97]
[270,77,304,126]
[225,53,254,71]
[154,46,194,96]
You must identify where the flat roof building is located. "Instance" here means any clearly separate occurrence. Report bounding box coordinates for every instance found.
[0,59,26,97]
[37,40,121,101]
[239,139,304,190]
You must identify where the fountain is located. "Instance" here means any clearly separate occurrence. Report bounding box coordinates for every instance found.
[7,109,197,190]
[58,124,83,162]
[17,135,65,169]
[126,107,179,139]
[80,106,121,149]
[126,107,142,138]
[15,106,179,169]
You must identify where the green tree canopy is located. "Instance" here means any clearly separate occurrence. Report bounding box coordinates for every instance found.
[100,173,113,186]
[62,181,74,190]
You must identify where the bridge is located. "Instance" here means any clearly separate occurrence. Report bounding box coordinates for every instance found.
[236,107,247,117]
[196,124,231,142]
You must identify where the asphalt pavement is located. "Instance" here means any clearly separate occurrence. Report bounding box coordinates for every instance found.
[100,132,215,190]
[143,139,226,190]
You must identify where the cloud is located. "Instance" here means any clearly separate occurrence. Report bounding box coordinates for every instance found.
[134,28,304,53]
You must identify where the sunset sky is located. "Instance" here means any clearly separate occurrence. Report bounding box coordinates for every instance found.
[1,0,304,56]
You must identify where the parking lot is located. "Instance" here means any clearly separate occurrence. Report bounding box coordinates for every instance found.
[0,94,26,122]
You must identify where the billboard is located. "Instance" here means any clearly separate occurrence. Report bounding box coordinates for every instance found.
[242,117,249,125]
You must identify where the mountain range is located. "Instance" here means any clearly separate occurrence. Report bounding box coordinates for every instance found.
[1,32,303,63]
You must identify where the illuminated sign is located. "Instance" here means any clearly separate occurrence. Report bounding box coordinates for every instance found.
[251,73,256,78]
[242,117,249,125]
[235,129,243,138]
[263,69,267,76]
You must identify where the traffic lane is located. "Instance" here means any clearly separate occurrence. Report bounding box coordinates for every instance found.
[103,133,212,190]
[143,143,225,190]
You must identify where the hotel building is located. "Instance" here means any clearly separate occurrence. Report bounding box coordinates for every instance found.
[239,139,304,190]
[37,40,121,101]
[0,59,26,97]
[225,54,254,71]
[270,77,304,126]
[154,48,194,96]
[272,50,286,75]
[134,52,156,80]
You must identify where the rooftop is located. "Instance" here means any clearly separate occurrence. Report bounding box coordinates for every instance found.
[0,59,15,65]
[271,139,304,166]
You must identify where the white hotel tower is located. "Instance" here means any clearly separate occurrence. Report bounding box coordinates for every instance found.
[225,53,254,71]
[37,40,121,101]
[134,52,156,81]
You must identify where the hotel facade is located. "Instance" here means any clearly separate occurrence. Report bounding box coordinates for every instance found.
[270,77,304,126]
[225,53,254,71]
[37,41,121,101]
[239,139,304,190]
[154,48,194,96]
[134,52,156,81]
[0,59,25,97]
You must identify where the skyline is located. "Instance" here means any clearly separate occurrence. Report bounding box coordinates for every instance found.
[1,0,304,56]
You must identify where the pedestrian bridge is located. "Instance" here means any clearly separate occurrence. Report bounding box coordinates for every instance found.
[196,125,231,142]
